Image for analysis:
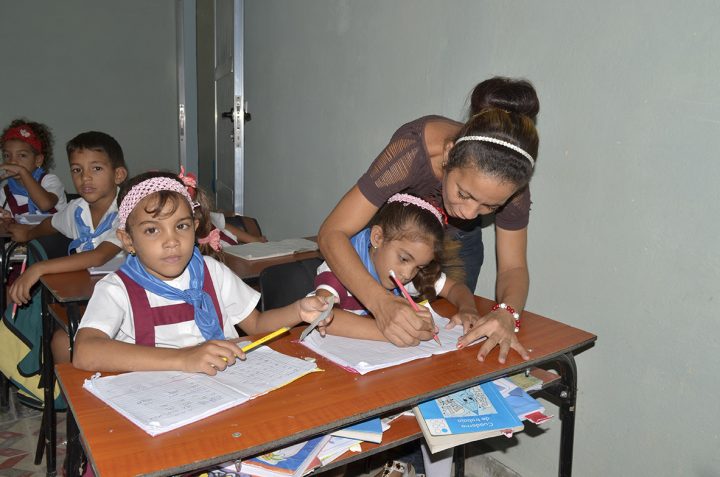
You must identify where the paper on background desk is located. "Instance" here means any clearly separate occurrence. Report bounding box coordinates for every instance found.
[15,214,52,225]
[82,344,320,436]
[87,255,126,275]
[224,238,318,260]
[300,305,483,374]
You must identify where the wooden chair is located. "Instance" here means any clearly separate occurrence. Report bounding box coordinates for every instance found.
[225,214,263,238]
[258,257,323,311]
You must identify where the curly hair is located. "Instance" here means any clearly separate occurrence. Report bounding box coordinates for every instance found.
[117,170,223,262]
[1,118,55,170]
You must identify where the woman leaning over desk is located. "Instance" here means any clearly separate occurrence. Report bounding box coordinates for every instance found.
[318,77,539,363]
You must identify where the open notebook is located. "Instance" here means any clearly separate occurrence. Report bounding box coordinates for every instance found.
[299,305,483,374]
[224,238,318,260]
[83,344,320,436]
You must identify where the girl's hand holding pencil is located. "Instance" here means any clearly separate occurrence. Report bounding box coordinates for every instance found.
[296,295,334,336]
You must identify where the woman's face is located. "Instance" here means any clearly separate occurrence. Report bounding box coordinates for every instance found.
[441,166,518,219]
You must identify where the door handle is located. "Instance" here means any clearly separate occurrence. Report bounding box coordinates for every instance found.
[220,108,252,123]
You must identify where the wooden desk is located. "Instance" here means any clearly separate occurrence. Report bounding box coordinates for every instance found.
[223,237,321,281]
[56,297,596,477]
[38,270,99,476]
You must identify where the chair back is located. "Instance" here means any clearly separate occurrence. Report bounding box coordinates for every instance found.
[27,233,73,261]
[225,215,263,237]
[258,257,323,311]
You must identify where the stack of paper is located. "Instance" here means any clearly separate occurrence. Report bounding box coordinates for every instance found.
[240,435,332,477]
[83,345,319,436]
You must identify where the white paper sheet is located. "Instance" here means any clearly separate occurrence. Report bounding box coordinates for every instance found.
[224,238,318,260]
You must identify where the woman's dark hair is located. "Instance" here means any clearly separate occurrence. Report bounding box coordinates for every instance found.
[118,170,222,261]
[1,118,55,170]
[371,199,447,301]
[447,77,540,188]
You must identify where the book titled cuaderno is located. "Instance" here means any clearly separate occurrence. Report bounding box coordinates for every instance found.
[413,381,523,453]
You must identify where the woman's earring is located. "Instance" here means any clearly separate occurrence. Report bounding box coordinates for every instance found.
[129,249,136,256]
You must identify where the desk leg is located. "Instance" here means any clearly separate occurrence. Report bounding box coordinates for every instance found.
[544,352,578,477]
[41,286,57,477]
[65,408,82,476]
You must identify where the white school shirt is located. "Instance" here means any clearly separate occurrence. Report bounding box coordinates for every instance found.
[77,255,260,348]
[209,211,239,245]
[51,195,122,253]
[0,173,68,214]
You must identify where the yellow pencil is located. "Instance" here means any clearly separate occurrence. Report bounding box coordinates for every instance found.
[241,327,291,353]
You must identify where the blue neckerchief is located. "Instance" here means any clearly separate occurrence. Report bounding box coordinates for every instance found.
[67,207,118,253]
[7,167,45,213]
[119,247,225,341]
[350,228,400,297]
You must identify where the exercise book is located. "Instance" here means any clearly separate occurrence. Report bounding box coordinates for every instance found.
[82,343,320,436]
[299,305,483,374]
[224,238,318,260]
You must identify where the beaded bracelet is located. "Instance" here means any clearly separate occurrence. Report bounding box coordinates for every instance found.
[491,303,521,332]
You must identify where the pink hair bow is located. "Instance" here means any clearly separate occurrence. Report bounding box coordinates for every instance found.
[178,166,198,199]
[198,228,222,252]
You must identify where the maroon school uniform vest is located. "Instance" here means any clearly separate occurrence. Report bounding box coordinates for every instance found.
[216,226,239,246]
[116,264,223,347]
[3,172,58,215]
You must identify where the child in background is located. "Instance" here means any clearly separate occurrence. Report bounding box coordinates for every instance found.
[314,193,480,477]
[178,167,267,248]
[72,171,332,374]
[0,119,67,218]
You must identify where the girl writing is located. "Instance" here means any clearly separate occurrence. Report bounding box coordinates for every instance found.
[314,193,479,340]
[318,77,537,363]
[72,171,332,374]
[0,119,67,217]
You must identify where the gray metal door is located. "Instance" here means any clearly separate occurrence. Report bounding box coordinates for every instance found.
[214,0,247,213]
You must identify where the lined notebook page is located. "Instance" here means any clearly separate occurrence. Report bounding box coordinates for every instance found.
[83,345,319,436]
[300,306,483,374]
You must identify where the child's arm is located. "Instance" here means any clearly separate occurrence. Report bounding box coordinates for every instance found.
[9,241,121,304]
[238,295,332,335]
[7,216,57,242]
[0,164,59,212]
[73,328,244,375]
[312,289,387,340]
[225,223,267,243]
[438,277,480,333]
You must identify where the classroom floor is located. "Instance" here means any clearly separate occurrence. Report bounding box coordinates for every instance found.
[0,387,65,477]
[0,386,519,477]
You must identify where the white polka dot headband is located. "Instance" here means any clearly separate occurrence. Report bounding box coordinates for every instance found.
[387,193,446,226]
[455,135,535,168]
[118,177,196,230]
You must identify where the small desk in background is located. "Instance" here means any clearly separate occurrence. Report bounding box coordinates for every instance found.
[56,296,596,477]
[223,236,321,283]
[38,270,100,476]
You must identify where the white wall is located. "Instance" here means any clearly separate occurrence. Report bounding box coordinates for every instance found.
[0,1,180,186]
[244,1,720,475]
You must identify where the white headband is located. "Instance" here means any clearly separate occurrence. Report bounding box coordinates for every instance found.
[455,135,535,168]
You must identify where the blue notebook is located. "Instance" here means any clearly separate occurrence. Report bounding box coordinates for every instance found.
[240,435,331,477]
[329,417,383,443]
[413,381,524,453]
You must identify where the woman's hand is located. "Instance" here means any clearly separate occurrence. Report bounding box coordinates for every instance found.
[297,295,334,336]
[180,340,246,375]
[9,264,41,305]
[446,307,480,334]
[373,295,435,347]
[456,308,529,363]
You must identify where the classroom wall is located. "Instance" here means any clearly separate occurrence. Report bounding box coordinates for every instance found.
[0,1,180,187]
[244,1,720,475]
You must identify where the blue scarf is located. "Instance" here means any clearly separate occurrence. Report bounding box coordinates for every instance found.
[350,228,399,297]
[119,247,225,341]
[6,167,45,213]
[67,207,118,253]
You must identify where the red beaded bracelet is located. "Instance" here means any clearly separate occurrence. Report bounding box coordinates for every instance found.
[491,303,521,332]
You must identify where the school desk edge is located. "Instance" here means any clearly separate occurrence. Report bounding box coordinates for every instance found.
[55,296,596,477]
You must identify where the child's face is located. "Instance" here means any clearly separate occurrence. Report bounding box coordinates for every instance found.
[2,139,43,172]
[369,225,435,290]
[69,149,126,205]
[118,195,198,281]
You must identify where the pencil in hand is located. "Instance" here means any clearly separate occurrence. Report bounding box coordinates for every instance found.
[389,270,441,346]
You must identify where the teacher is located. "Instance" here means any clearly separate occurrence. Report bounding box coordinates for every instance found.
[318,77,538,363]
